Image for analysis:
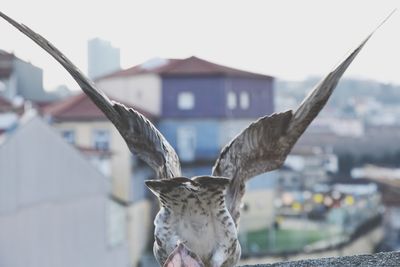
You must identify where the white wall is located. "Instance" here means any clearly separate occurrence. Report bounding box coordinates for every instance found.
[0,116,129,267]
[97,74,162,115]
[127,199,153,267]
[54,121,132,201]
[0,196,129,267]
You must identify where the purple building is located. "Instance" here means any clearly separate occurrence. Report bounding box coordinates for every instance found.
[97,56,274,175]
[160,56,273,118]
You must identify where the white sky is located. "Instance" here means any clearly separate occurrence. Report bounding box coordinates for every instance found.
[0,0,399,90]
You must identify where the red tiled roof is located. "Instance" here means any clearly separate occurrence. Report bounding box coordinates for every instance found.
[97,58,182,80]
[42,92,155,121]
[97,56,273,80]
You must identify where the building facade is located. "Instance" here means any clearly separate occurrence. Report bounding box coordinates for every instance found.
[42,92,154,203]
[0,96,20,134]
[88,38,121,80]
[0,115,129,267]
[0,50,66,103]
[42,93,155,266]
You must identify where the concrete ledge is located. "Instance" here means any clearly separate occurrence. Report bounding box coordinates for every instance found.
[240,252,400,267]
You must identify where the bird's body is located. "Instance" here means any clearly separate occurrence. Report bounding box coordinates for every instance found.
[147,177,240,267]
[0,9,393,267]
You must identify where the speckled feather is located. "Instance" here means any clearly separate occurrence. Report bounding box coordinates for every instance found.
[147,177,240,267]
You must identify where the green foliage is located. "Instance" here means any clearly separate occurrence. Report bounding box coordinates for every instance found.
[243,228,333,254]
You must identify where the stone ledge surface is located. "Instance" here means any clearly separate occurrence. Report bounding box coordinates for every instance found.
[240,252,400,267]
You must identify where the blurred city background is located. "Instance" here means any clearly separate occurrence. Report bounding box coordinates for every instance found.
[1,1,400,267]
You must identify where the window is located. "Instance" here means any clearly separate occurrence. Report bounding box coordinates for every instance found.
[92,129,110,150]
[177,126,196,161]
[61,130,75,144]
[227,91,237,109]
[240,92,250,109]
[177,92,195,110]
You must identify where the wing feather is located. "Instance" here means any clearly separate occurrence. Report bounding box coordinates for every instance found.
[213,111,292,180]
[0,11,180,178]
[213,16,392,223]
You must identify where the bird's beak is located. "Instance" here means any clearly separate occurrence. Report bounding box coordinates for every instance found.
[163,242,205,267]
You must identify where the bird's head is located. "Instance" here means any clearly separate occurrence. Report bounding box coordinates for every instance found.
[145,176,231,209]
[145,176,230,213]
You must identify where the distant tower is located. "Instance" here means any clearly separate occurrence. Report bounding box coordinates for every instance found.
[87,38,121,79]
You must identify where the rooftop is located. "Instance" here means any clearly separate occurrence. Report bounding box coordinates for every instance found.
[42,92,155,121]
[97,56,273,80]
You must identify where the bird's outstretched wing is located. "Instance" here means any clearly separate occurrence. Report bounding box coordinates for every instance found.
[213,13,394,224]
[213,35,372,181]
[0,11,181,179]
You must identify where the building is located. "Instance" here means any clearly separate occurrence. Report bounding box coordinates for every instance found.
[88,38,121,80]
[42,92,155,202]
[307,117,364,138]
[42,93,155,266]
[0,50,65,103]
[352,165,400,251]
[280,145,339,190]
[0,96,20,134]
[0,114,129,267]
[96,56,274,174]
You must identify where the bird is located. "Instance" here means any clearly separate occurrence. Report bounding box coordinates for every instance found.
[0,10,393,267]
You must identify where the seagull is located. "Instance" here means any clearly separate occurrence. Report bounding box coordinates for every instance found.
[0,10,393,267]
